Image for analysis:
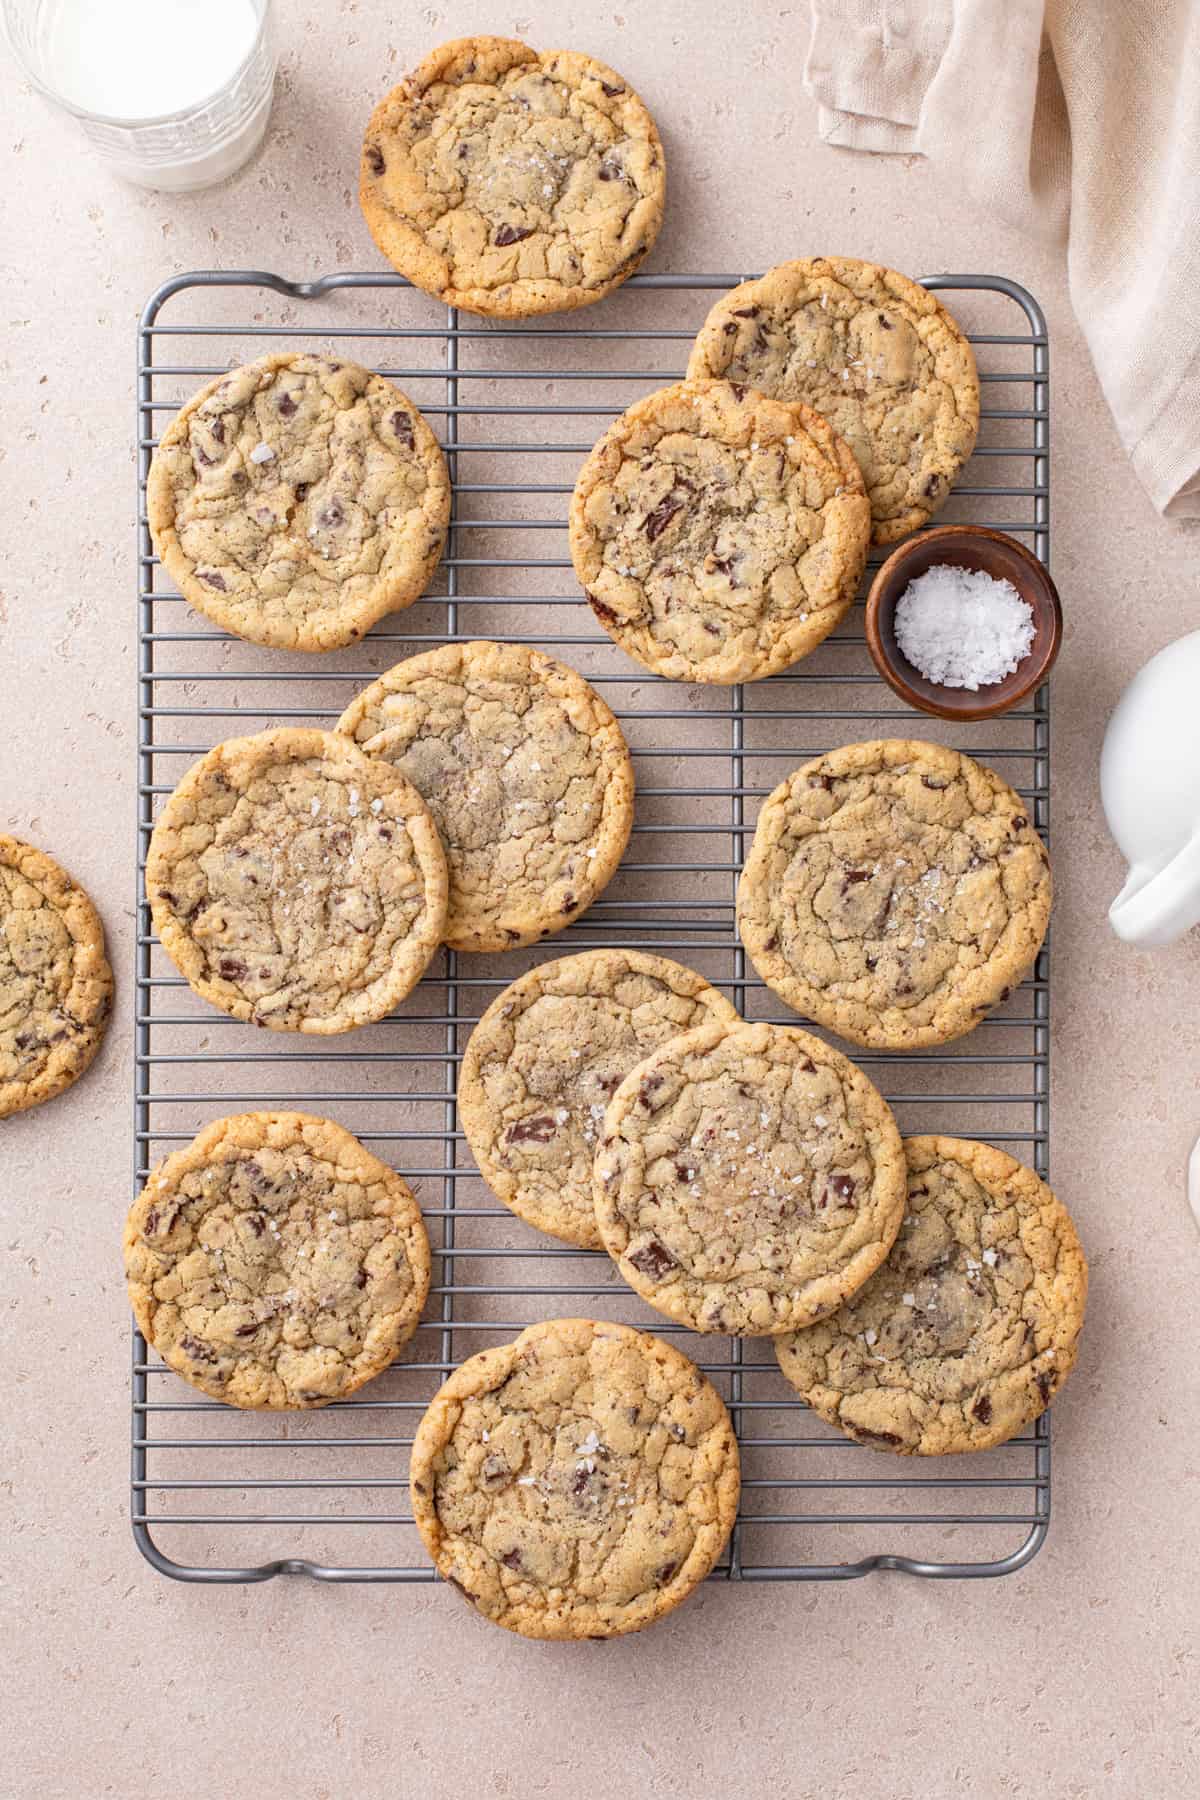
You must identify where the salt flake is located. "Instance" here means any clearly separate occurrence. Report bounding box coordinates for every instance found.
[894,563,1035,691]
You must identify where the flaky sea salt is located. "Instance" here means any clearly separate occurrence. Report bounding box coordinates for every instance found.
[894,563,1035,690]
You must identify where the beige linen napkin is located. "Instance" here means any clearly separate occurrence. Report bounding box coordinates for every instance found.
[804,0,1200,519]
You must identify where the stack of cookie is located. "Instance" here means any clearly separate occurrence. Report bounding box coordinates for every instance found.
[350,33,980,689]
[117,32,1088,1643]
[129,34,653,1428]
[568,255,982,685]
[456,914,1083,1440]
[447,919,1085,1636]
[141,642,636,1032]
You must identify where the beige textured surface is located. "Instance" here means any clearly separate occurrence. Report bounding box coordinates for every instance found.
[2,2,1198,1794]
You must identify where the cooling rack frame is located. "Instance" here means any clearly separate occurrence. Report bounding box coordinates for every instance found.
[133,268,1051,1585]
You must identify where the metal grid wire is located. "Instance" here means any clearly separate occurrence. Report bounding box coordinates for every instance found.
[134,270,1051,1585]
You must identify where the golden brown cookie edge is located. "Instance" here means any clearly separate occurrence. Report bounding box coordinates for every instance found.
[774,1134,1088,1455]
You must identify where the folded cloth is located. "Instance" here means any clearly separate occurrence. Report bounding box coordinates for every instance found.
[804,0,1200,520]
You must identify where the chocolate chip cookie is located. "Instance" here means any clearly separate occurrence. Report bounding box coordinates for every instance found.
[737,739,1052,1050]
[360,36,665,318]
[775,1136,1087,1454]
[570,379,870,683]
[593,1018,906,1335]
[687,258,980,545]
[337,641,635,953]
[146,729,447,1033]
[125,1112,431,1409]
[0,836,112,1119]
[410,1318,739,1638]
[458,950,738,1248]
[147,354,450,651]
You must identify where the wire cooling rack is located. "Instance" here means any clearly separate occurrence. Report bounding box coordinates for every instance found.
[134,269,1051,1585]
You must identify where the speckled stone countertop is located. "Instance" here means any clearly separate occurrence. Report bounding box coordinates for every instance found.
[2,3,1198,1795]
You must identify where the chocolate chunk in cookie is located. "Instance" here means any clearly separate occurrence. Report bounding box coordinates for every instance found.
[594,1018,907,1335]
[146,728,447,1033]
[125,1112,431,1409]
[337,640,634,953]
[458,950,737,1247]
[0,835,112,1119]
[147,354,449,651]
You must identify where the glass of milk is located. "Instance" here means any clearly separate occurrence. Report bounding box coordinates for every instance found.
[4,0,276,190]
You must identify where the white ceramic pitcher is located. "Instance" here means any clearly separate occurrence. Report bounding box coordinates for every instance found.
[1103,628,1200,946]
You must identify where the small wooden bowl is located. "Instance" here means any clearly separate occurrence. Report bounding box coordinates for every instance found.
[865,526,1062,722]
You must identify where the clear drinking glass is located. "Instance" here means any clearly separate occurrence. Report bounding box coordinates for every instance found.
[3,0,276,191]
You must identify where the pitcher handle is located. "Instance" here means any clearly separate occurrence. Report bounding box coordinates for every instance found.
[1109,829,1200,946]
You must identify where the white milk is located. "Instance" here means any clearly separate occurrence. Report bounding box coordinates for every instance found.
[22,0,275,188]
[43,0,260,118]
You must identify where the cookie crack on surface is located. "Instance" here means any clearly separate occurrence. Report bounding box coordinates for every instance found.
[145,729,447,1034]
[410,1319,739,1637]
[0,835,113,1119]
[359,38,665,318]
